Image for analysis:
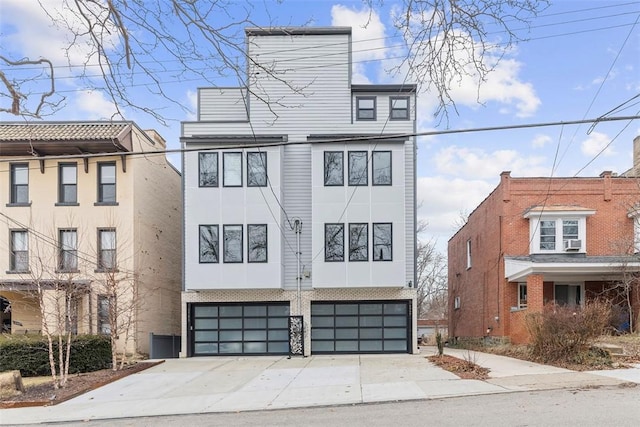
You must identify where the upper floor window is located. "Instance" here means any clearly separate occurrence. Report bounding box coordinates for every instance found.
[325,223,344,262]
[525,207,593,253]
[223,224,243,262]
[540,220,556,250]
[58,163,77,204]
[466,239,472,269]
[10,230,28,272]
[247,152,267,187]
[98,228,116,270]
[373,223,392,261]
[199,152,218,187]
[10,163,29,205]
[97,163,116,204]
[348,151,368,186]
[356,96,376,120]
[324,151,344,186]
[248,224,268,262]
[389,97,410,120]
[59,229,78,271]
[223,152,242,187]
[199,225,219,263]
[539,218,581,251]
[372,151,391,185]
[349,223,368,261]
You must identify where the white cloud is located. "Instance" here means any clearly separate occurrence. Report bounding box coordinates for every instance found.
[580,132,615,157]
[532,134,553,148]
[185,90,198,121]
[74,90,118,120]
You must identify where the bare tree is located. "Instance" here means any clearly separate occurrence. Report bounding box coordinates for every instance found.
[416,221,448,319]
[3,0,548,122]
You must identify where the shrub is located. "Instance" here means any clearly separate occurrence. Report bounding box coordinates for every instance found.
[0,335,111,377]
[525,300,612,364]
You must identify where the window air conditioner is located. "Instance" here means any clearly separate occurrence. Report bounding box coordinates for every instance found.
[563,239,582,251]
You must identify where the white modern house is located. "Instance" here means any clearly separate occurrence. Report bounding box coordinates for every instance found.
[181,27,417,356]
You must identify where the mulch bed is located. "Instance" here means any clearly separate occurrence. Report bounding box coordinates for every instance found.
[427,354,490,380]
[1,361,163,409]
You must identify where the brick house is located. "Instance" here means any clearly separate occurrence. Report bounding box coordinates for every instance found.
[0,122,182,355]
[448,137,640,344]
[181,27,417,356]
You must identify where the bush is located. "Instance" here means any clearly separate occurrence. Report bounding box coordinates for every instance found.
[525,300,612,364]
[0,335,111,377]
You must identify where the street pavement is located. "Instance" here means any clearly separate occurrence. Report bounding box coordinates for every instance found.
[1,347,639,425]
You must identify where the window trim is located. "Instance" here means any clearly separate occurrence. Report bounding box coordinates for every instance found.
[96,162,117,205]
[247,152,267,187]
[372,222,393,261]
[57,163,78,205]
[247,224,268,263]
[9,163,29,206]
[324,223,345,262]
[348,151,368,186]
[356,96,376,121]
[389,96,410,120]
[372,151,392,186]
[223,152,243,187]
[9,229,29,273]
[324,151,344,186]
[97,228,117,272]
[199,224,220,264]
[348,223,368,262]
[198,152,219,187]
[58,228,78,272]
[223,224,243,263]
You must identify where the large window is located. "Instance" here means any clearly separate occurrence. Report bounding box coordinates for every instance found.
[389,96,410,120]
[58,163,77,204]
[349,223,368,261]
[248,224,268,263]
[97,295,111,335]
[223,225,243,263]
[98,229,116,270]
[10,230,28,272]
[59,229,78,271]
[372,151,391,185]
[199,153,218,187]
[325,223,344,262]
[223,152,242,187]
[563,219,579,241]
[324,152,344,186]
[373,223,392,261]
[199,225,219,263]
[348,151,368,186]
[356,96,376,120]
[10,164,29,205]
[247,152,267,187]
[540,220,556,250]
[97,163,116,203]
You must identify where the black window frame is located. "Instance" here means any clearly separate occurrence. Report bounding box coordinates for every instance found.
[223,152,243,187]
[58,228,78,272]
[356,96,376,121]
[389,96,410,120]
[97,228,117,271]
[349,223,368,262]
[9,163,29,205]
[58,163,78,205]
[97,162,117,204]
[348,151,368,186]
[9,229,29,272]
[324,151,344,186]
[324,223,345,262]
[198,152,219,187]
[372,151,392,186]
[199,224,220,263]
[373,223,393,261]
[247,224,268,263]
[247,152,267,187]
[223,224,243,263]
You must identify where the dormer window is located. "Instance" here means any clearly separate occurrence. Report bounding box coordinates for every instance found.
[524,206,594,254]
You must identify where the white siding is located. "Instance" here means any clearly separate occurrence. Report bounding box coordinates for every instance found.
[198,87,248,122]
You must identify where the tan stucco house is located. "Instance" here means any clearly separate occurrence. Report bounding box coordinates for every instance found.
[0,121,182,355]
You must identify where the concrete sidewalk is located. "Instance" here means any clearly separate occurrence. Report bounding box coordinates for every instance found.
[1,349,638,425]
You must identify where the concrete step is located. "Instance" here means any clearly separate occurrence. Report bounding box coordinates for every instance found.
[595,343,625,355]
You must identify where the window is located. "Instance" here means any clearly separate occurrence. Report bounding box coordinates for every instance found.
[98,229,116,270]
[372,151,391,185]
[518,283,527,309]
[356,96,376,120]
[247,152,267,187]
[248,224,268,262]
[59,229,78,271]
[223,225,243,263]
[10,164,29,204]
[562,219,578,242]
[97,295,111,335]
[555,284,582,307]
[10,230,28,272]
[324,152,344,186]
[466,239,472,269]
[199,225,219,263]
[199,153,218,187]
[58,163,77,204]
[349,223,368,261]
[373,223,392,261]
[454,296,461,310]
[325,223,344,262]
[223,152,242,187]
[389,96,410,120]
[97,163,116,203]
[348,151,368,186]
[540,220,556,250]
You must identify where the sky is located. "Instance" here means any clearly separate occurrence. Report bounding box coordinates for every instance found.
[1,0,639,253]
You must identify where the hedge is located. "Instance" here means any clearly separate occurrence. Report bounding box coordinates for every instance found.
[0,334,111,377]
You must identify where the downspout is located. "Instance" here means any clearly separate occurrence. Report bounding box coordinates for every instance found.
[294,218,302,315]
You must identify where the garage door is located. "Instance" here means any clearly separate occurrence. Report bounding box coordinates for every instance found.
[189,303,290,356]
[311,301,410,354]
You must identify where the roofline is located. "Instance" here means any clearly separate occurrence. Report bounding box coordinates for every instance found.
[181,135,288,144]
[351,84,417,93]
[245,27,352,36]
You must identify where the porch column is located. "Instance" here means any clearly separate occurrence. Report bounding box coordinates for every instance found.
[527,274,544,312]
